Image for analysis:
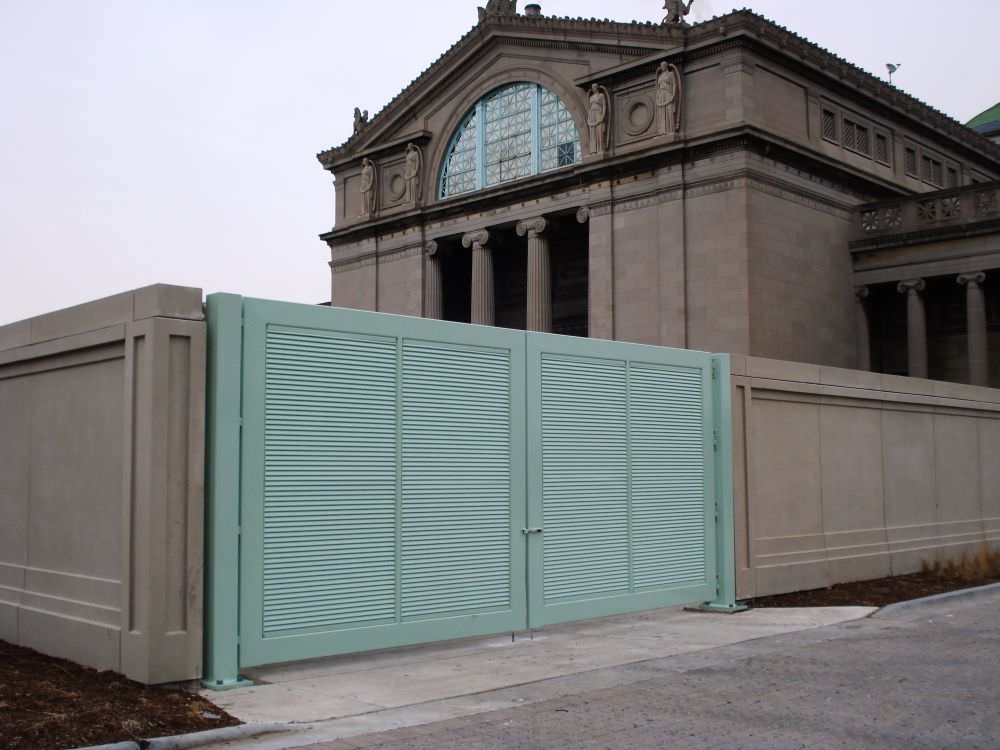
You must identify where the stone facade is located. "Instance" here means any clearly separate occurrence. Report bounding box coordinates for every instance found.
[317,7,1000,382]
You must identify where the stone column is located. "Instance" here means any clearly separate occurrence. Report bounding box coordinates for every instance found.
[957,272,988,386]
[516,217,554,333]
[462,230,493,326]
[855,286,871,372]
[897,279,928,379]
[424,241,443,320]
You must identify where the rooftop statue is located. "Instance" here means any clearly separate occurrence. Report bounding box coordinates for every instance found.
[353,108,369,134]
[662,0,694,25]
[478,0,517,21]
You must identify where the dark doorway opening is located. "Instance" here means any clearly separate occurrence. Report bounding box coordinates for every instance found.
[441,240,471,324]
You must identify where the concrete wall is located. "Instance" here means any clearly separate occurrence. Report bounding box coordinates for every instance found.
[732,356,1000,599]
[0,285,206,684]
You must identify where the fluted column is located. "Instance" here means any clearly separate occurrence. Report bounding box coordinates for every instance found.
[957,272,988,386]
[516,217,553,332]
[424,241,443,320]
[897,279,928,379]
[462,230,493,326]
[855,286,871,372]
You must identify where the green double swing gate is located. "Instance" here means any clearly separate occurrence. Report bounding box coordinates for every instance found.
[204,295,738,687]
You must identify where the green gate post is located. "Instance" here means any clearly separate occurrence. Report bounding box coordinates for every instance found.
[703,354,747,612]
[203,293,250,688]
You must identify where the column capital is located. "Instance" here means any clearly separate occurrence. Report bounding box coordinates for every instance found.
[424,240,440,259]
[897,278,926,295]
[516,216,552,239]
[957,271,986,287]
[461,229,490,251]
[576,206,591,224]
[855,285,870,301]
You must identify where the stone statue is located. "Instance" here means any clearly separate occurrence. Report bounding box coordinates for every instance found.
[360,158,377,217]
[662,0,694,25]
[353,107,369,134]
[478,0,516,21]
[404,143,422,205]
[655,62,683,136]
[587,84,610,155]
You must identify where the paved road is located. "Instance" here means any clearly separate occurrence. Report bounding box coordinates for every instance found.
[288,591,1000,750]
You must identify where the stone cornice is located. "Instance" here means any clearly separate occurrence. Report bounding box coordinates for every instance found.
[321,126,899,247]
[849,217,1000,254]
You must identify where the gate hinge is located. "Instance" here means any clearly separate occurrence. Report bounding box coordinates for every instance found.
[711,360,719,380]
[712,430,720,452]
[521,527,544,535]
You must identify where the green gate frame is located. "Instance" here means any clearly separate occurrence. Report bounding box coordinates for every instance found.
[203,295,739,688]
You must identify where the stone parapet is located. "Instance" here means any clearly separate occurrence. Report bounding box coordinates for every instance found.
[851,180,1000,248]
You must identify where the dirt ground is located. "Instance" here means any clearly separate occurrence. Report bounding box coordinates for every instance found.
[0,639,240,750]
[4,559,999,750]
[749,566,1000,608]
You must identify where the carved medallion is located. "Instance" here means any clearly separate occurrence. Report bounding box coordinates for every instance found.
[388,173,406,202]
[623,97,654,136]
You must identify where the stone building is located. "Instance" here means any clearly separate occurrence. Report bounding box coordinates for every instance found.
[317,4,1000,387]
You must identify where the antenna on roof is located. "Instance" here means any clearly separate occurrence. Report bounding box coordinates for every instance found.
[886,63,902,85]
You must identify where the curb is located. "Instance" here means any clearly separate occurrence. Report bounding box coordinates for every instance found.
[875,582,1000,617]
[74,722,292,750]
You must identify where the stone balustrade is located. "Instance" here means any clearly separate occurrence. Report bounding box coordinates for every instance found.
[854,180,1000,241]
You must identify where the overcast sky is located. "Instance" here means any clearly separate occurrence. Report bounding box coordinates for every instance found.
[1,0,997,324]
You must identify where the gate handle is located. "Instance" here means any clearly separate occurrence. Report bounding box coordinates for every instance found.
[522,527,544,535]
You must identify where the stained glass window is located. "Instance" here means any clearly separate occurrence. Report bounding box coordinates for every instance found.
[440,82,580,199]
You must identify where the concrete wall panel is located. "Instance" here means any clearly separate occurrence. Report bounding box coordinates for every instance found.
[27,356,123,579]
[0,286,205,684]
[734,357,1000,599]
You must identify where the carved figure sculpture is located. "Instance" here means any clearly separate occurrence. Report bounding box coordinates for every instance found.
[478,0,516,21]
[353,107,369,133]
[404,143,422,205]
[655,62,683,135]
[662,0,694,25]
[587,84,610,155]
[360,158,377,217]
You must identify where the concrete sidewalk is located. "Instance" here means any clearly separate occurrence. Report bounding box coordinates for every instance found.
[194,589,1000,750]
[200,605,873,741]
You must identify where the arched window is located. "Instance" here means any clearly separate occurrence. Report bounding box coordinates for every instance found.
[440,82,581,199]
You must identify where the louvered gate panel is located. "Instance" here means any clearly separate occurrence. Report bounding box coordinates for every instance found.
[539,356,629,603]
[262,329,399,637]
[400,342,513,620]
[629,364,708,589]
[235,301,526,669]
[527,334,717,629]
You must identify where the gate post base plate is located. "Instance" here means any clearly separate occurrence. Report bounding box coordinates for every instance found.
[201,676,255,691]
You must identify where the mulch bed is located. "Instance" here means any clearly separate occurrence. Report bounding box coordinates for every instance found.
[0,639,240,750]
[748,569,1000,608]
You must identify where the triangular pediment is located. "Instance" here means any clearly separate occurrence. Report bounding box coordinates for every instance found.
[318,14,683,170]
